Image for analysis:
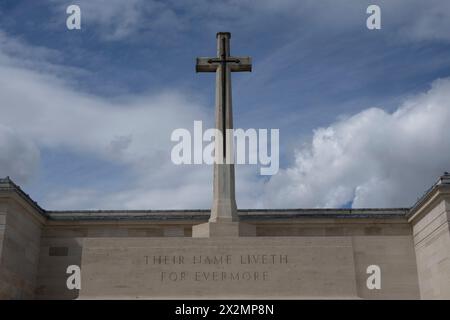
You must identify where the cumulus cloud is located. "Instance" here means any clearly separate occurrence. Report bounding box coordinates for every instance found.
[264,78,450,208]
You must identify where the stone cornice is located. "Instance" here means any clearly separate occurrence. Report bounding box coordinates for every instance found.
[407,173,450,222]
[0,177,47,219]
[45,208,408,222]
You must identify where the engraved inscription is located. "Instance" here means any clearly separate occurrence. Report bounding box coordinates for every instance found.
[144,254,289,282]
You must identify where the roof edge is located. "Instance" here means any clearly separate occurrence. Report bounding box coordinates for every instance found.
[0,177,47,217]
[407,172,450,219]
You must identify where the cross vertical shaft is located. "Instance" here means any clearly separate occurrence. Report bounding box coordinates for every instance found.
[196,32,252,223]
[213,32,236,222]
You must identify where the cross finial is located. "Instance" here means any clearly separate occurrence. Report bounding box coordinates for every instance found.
[216,32,231,38]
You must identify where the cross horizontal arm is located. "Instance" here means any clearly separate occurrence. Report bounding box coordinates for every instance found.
[196,56,252,72]
[196,57,218,72]
[229,56,252,72]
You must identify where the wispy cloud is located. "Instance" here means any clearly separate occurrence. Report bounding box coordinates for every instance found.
[46,0,450,43]
[0,30,215,209]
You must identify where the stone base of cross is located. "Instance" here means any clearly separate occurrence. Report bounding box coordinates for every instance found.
[192,221,256,238]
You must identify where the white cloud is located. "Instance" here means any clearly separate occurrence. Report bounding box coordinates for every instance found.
[42,165,265,210]
[0,125,40,185]
[0,30,214,209]
[264,78,450,208]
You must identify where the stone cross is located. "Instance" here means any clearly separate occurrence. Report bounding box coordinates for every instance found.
[196,32,252,223]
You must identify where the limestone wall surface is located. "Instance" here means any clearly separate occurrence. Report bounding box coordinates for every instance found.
[410,192,450,299]
[2,176,450,300]
[34,216,419,299]
[0,194,44,299]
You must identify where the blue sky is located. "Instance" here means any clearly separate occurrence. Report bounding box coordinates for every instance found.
[1,0,450,209]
